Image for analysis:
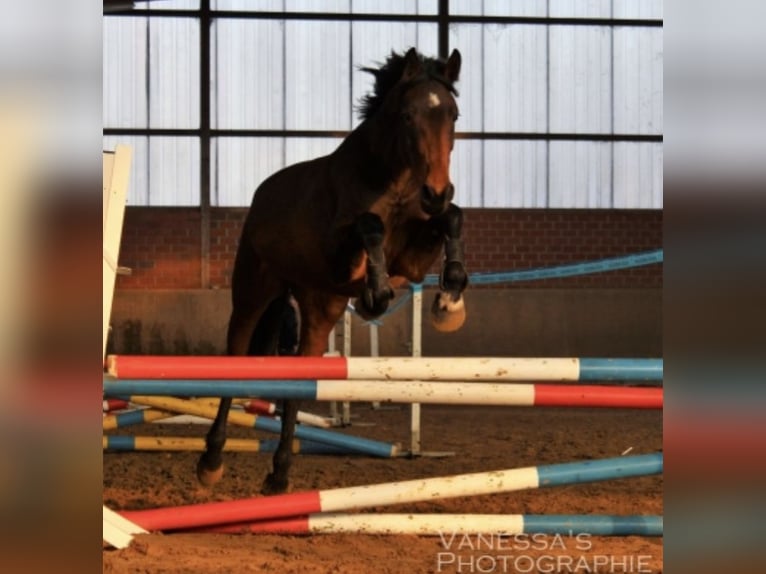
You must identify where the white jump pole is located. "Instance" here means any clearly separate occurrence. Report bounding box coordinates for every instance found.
[342,308,352,425]
[369,322,381,409]
[411,284,423,456]
[326,326,340,426]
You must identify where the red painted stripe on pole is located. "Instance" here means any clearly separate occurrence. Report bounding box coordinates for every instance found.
[120,491,322,531]
[201,516,311,534]
[103,399,129,412]
[244,399,276,415]
[534,385,663,409]
[106,355,348,380]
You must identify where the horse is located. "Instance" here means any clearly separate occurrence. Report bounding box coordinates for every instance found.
[198,47,469,495]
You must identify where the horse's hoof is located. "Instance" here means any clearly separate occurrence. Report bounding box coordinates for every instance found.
[261,473,291,495]
[440,260,468,293]
[356,286,393,319]
[430,291,466,332]
[197,463,224,487]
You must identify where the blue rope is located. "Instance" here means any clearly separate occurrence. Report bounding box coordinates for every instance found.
[423,248,663,286]
[347,249,663,322]
[346,289,413,325]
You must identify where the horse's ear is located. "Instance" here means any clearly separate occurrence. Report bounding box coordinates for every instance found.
[400,47,422,82]
[444,49,461,83]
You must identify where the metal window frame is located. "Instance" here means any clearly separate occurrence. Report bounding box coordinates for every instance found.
[104,0,663,286]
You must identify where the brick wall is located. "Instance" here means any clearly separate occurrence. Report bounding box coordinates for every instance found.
[116,207,662,290]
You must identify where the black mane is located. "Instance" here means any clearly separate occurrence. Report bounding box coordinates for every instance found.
[358,49,459,120]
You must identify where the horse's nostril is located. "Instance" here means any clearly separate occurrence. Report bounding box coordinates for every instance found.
[420,184,450,216]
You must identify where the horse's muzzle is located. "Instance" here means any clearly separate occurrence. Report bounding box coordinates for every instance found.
[420,183,455,216]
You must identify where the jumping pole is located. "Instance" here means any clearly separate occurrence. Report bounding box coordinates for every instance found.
[197,512,663,537]
[104,379,662,409]
[126,395,398,457]
[119,453,662,531]
[102,435,353,455]
[106,355,663,382]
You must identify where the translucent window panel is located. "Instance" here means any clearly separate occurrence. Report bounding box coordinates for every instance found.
[448,25,484,132]
[450,0,546,16]
[212,0,284,9]
[148,137,201,206]
[352,0,437,14]
[285,0,350,13]
[549,0,611,18]
[284,21,352,130]
[135,0,199,8]
[613,27,663,135]
[484,140,548,207]
[103,135,149,206]
[285,137,344,166]
[548,141,611,208]
[350,22,438,127]
[613,0,663,20]
[483,25,548,133]
[212,138,285,207]
[212,138,344,207]
[211,19,285,130]
[450,24,546,133]
[103,17,148,128]
[214,0,438,13]
[549,26,611,134]
[103,136,200,206]
[450,140,483,207]
[613,142,662,208]
[148,18,200,129]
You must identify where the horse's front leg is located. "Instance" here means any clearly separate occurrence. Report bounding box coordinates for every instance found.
[347,212,394,320]
[431,203,468,332]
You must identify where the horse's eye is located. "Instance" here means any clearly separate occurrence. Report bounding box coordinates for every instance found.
[401,111,414,124]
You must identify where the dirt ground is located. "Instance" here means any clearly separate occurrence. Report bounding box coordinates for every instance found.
[103,403,663,573]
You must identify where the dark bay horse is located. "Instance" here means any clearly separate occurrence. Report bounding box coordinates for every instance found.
[198,48,469,495]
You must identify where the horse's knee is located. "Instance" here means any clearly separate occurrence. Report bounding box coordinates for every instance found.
[430,290,466,332]
[354,211,385,238]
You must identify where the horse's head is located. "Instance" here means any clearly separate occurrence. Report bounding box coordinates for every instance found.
[362,48,461,216]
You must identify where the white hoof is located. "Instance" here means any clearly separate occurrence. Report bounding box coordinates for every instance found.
[430,292,466,332]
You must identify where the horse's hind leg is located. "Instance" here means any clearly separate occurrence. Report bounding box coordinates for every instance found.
[431,203,469,332]
[262,290,348,495]
[197,245,285,487]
